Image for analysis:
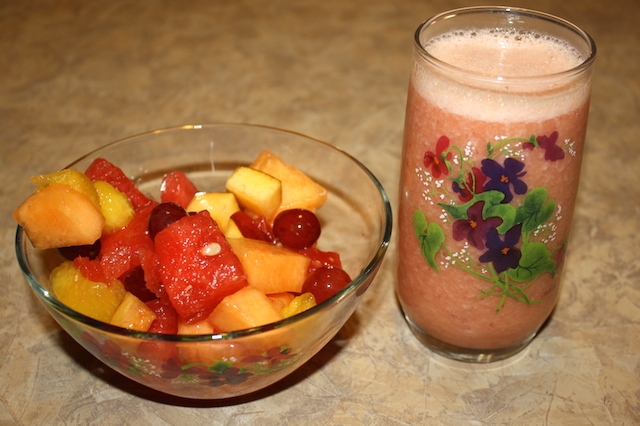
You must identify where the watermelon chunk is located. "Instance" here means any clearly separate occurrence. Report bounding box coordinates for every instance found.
[160,171,198,209]
[85,158,155,210]
[99,204,155,281]
[300,247,343,273]
[145,298,179,334]
[155,210,248,323]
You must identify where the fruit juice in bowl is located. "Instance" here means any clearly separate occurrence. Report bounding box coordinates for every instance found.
[396,7,595,362]
[15,123,392,399]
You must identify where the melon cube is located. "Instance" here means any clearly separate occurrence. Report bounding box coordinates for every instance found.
[250,150,327,219]
[109,292,157,331]
[186,192,240,232]
[267,292,296,312]
[94,180,135,234]
[225,166,282,219]
[177,317,216,335]
[51,261,126,323]
[228,237,310,294]
[208,285,284,332]
[13,183,106,250]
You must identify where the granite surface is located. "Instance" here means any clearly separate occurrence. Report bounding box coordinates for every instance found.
[1,0,638,424]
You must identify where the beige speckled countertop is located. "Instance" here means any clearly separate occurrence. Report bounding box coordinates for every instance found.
[1,0,638,424]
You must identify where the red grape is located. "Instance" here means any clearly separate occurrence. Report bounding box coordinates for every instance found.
[273,209,321,250]
[302,266,352,304]
[123,266,157,302]
[57,240,101,261]
[148,202,187,240]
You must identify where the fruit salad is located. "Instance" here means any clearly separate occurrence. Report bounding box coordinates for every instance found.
[13,150,352,334]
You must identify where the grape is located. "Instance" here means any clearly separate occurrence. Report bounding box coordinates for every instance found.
[57,240,101,261]
[273,209,321,250]
[148,202,187,240]
[302,266,352,304]
[123,266,156,302]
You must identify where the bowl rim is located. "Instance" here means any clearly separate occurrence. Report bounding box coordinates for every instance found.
[15,122,393,342]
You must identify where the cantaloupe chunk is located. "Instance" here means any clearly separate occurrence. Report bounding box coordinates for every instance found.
[13,183,106,250]
[176,318,218,363]
[207,285,284,332]
[227,237,310,294]
[225,166,282,219]
[94,180,135,234]
[109,292,157,331]
[250,150,327,219]
[267,292,296,312]
[186,192,240,232]
[177,317,216,335]
[50,261,126,323]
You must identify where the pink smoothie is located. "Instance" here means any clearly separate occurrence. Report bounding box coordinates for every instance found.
[397,28,592,351]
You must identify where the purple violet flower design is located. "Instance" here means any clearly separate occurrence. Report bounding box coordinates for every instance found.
[479,224,523,274]
[452,201,503,250]
[523,131,565,161]
[481,158,528,203]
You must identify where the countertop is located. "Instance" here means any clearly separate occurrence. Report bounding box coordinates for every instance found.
[1,0,638,424]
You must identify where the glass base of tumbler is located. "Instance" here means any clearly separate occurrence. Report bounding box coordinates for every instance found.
[405,316,535,363]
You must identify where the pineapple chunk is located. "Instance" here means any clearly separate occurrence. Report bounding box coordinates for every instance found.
[281,292,317,318]
[109,292,157,331]
[225,166,282,219]
[51,261,126,323]
[94,180,135,234]
[250,150,327,219]
[186,192,240,232]
[30,169,100,209]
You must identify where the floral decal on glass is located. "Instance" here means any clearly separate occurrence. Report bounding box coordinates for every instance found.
[79,330,299,389]
[413,132,574,312]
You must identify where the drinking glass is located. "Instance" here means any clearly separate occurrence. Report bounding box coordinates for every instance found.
[396,7,596,362]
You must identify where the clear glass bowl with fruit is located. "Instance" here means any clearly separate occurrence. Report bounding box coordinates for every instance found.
[14,123,392,400]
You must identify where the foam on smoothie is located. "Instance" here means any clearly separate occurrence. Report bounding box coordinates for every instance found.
[413,28,590,122]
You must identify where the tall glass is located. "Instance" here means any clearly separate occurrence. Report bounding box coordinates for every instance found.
[397,7,596,362]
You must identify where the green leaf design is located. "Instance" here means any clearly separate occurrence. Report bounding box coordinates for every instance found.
[413,210,444,272]
[209,360,233,373]
[514,187,556,232]
[508,242,557,282]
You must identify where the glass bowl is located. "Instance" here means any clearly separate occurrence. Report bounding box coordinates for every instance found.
[15,123,392,400]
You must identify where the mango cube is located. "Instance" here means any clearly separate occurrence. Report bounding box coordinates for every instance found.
[228,237,310,294]
[225,166,282,219]
[250,150,327,218]
[51,261,126,323]
[186,192,240,231]
[94,180,135,234]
